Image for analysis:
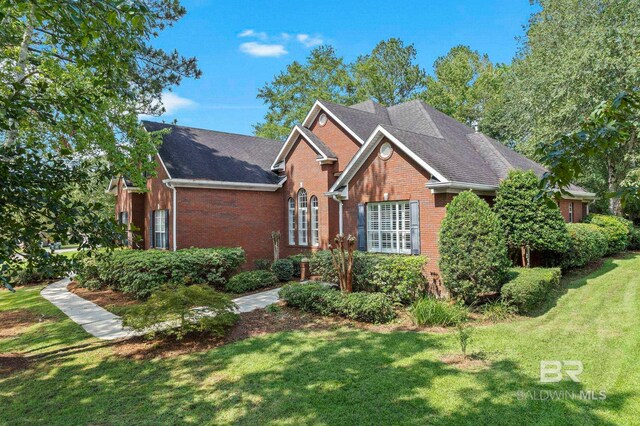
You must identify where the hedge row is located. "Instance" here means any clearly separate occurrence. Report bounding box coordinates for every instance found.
[279,283,396,323]
[560,223,609,269]
[76,248,245,299]
[584,214,632,255]
[309,251,428,304]
[501,267,561,313]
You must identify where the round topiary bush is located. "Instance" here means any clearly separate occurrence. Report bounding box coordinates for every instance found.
[439,191,511,304]
[561,223,608,269]
[494,170,570,266]
[271,258,294,282]
[225,270,278,293]
[585,214,631,254]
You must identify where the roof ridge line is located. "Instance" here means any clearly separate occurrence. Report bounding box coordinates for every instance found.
[466,133,514,177]
[142,120,281,144]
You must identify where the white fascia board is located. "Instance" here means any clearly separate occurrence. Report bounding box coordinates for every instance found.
[425,182,498,194]
[272,125,336,170]
[106,177,117,194]
[329,125,449,193]
[157,153,172,179]
[560,191,598,201]
[163,177,286,192]
[302,100,365,145]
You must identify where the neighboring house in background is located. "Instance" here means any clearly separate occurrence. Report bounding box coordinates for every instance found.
[110,99,596,275]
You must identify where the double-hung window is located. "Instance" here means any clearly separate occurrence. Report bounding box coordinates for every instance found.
[154,209,168,249]
[367,202,411,254]
[118,212,129,246]
[288,198,295,245]
[298,189,308,246]
[310,196,319,246]
[569,202,574,223]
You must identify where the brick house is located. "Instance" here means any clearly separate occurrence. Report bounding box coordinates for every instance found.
[110,99,596,272]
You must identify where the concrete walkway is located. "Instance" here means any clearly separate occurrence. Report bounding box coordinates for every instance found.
[41,278,281,341]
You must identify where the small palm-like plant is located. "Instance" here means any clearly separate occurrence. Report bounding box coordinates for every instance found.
[329,234,356,292]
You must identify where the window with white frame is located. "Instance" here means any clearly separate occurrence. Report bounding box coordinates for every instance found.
[298,189,308,246]
[118,211,129,246]
[367,202,411,254]
[569,202,574,223]
[288,198,295,245]
[154,209,168,249]
[311,196,319,246]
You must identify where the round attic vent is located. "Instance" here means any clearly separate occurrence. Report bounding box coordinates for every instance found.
[318,113,328,126]
[379,142,393,160]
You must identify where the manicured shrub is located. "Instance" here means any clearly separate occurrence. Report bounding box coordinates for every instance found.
[77,247,246,299]
[494,170,570,266]
[501,267,561,313]
[309,251,428,304]
[254,259,271,271]
[287,253,307,278]
[225,270,278,293]
[630,227,640,250]
[439,191,511,304]
[367,255,428,304]
[409,297,468,327]
[122,284,238,339]
[560,223,609,269]
[278,283,395,323]
[271,258,294,282]
[584,214,631,254]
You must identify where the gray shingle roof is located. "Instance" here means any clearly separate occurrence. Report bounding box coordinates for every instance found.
[142,121,283,184]
[319,99,591,193]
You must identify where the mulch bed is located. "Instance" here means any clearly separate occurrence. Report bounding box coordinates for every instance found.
[0,353,30,376]
[68,282,139,312]
[0,309,50,339]
[111,305,348,360]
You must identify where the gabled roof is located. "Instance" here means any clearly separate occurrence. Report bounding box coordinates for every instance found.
[325,99,596,199]
[142,121,283,185]
[271,125,337,170]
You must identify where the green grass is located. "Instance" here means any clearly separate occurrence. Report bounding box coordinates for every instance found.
[1,254,640,425]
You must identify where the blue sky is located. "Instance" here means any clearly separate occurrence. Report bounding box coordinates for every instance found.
[149,0,536,135]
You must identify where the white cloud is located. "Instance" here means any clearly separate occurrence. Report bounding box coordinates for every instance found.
[238,29,267,40]
[240,42,288,58]
[160,92,196,114]
[296,33,324,47]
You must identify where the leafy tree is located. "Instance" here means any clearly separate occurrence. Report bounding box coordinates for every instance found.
[494,170,570,267]
[492,0,640,157]
[0,1,200,286]
[422,45,502,128]
[439,191,510,303]
[538,91,639,215]
[255,39,429,139]
[254,46,355,140]
[352,38,426,106]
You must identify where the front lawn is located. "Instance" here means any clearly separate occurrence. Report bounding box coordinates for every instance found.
[1,254,639,425]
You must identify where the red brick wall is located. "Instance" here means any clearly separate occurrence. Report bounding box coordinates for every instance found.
[114,178,145,247]
[558,199,588,223]
[281,136,335,257]
[175,187,284,268]
[143,158,173,250]
[341,137,453,275]
[309,112,361,171]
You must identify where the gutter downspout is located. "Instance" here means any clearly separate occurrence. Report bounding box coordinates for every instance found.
[166,182,177,252]
[331,195,344,235]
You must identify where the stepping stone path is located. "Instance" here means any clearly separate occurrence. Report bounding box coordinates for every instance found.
[41,278,281,341]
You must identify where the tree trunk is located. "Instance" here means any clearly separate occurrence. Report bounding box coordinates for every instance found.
[607,158,623,215]
[5,6,34,147]
[520,245,527,268]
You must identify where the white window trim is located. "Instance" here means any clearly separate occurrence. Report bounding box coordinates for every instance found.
[569,202,574,223]
[154,209,168,250]
[288,198,295,245]
[298,189,308,246]
[366,201,411,254]
[311,196,319,247]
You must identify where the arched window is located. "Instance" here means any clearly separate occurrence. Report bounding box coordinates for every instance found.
[311,196,319,246]
[298,189,308,246]
[288,198,295,245]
